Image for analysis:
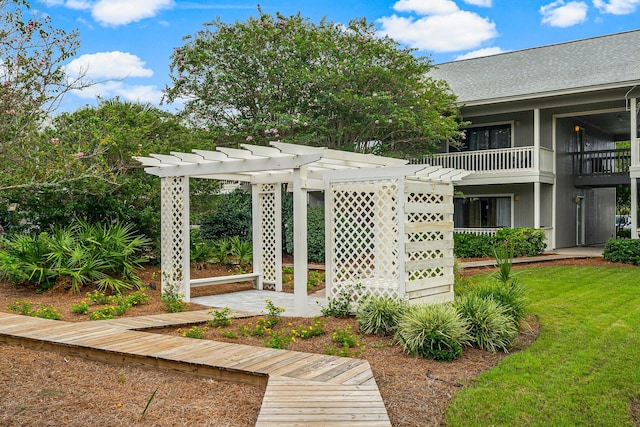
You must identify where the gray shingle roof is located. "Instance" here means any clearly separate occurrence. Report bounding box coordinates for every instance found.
[429,30,640,105]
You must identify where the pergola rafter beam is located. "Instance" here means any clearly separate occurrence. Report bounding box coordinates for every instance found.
[142,154,323,177]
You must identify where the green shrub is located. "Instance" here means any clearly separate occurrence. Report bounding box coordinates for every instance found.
[230,236,253,267]
[208,307,233,327]
[492,242,514,283]
[7,300,61,320]
[199,189,252,241]
[178,326,208,339]
[454,294,518,353]
[325,324,364,357]
[211,238,232,264]
[454,228,547,258]
[71,301,90,315]
[8,300,33,315]
[462,280,528,327]
[453,233,494,258]
[190,228,213,265]
[264,330,293,349]
[32,305,62,320]
[395,303,470,361]
[284,204,325,263]
[0,222,150,294]
[603,238,640,265]
[495,228,546,257]
[356,296,408,336]
[321,284,360,317]
[161,285,188,313]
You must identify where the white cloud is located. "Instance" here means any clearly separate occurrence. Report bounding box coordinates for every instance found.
[392,0,459,15]
[455,46,505,60]
[378,11,497,52]
[71,81,163,104]
[463,0,493,6]
[593,0,640,14]
[65,0,92,10]
[65,51,153,80]
[92,0,174,26]
[540,1,589,27]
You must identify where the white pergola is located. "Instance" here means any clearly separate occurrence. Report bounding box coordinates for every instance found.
[134,142,470,315]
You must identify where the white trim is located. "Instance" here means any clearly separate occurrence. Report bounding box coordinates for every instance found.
[458,81,640,107]
[553,106,628,120]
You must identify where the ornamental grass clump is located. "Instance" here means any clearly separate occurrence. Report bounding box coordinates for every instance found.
[356,296,408,336]
[467,280,528,327]
[396,303,471,362]
[454,294,518,353]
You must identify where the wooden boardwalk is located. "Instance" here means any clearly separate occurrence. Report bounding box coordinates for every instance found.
[0,312,391,426]
[98,309,258,330]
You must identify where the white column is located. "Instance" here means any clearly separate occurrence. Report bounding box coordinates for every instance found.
[632,98,638,165]
[160,176,190,301]
[533,109,541,170]
[251,184,263,290]
[632,179,638,240]
[534,182,541,229]
[292,168,308,315]
[274,184,283,291]
[631,98,638,239]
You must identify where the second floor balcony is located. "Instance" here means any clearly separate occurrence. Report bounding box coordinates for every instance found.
[409,146,554,177]
[572,147,632,187]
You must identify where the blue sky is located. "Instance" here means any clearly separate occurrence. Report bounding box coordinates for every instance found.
[37,0,640,112]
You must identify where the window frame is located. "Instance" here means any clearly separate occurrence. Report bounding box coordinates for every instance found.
[453,121,514,153]
[453,193,515,229]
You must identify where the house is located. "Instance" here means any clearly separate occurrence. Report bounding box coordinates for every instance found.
[424,30,640,249]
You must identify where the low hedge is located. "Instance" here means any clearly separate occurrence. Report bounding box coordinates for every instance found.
[454,228,547,258]
[603,238,640,265]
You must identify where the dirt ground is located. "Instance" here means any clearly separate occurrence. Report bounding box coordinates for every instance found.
[0,257,625,426]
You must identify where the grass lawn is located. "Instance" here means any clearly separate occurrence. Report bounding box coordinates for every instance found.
[447,266,640,426]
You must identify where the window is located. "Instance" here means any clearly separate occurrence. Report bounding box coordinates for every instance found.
[454,196,511,228]
[461,124,511,151]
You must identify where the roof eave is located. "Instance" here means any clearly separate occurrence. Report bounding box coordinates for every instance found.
[456,81,640,107]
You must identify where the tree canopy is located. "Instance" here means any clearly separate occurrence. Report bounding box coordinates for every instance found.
[1,98,216,244]
[164,9,464,156]
[0,0,90,192]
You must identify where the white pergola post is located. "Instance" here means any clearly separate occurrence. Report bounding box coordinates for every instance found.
[534,182,541,229]
[533,109,541,230]
[292,168,308,314]
[252,183,282,291]
[251,184,264,290]
[160,176,190,301]
[631,97,638,239]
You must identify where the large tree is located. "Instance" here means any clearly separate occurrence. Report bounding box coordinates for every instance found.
[0,0,94,192]
[164,10,464,156]
[1,98,216,243]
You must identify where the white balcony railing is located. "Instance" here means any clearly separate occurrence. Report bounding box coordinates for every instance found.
[454,227,499,236]
[410,146,547,173]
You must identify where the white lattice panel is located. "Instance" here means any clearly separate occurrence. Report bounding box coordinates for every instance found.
[328,179,401,300]
[404,179,454,302]
[160,176,190,300]
[258,183,279,290]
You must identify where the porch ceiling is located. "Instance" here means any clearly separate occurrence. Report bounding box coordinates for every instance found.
[575,111,639,141]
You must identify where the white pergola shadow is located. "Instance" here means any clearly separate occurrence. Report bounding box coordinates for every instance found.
[135,142,470,315]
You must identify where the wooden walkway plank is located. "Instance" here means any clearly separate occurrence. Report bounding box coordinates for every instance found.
[256,375,390,426]
[0,312,391,426]
[99,309,257,330]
